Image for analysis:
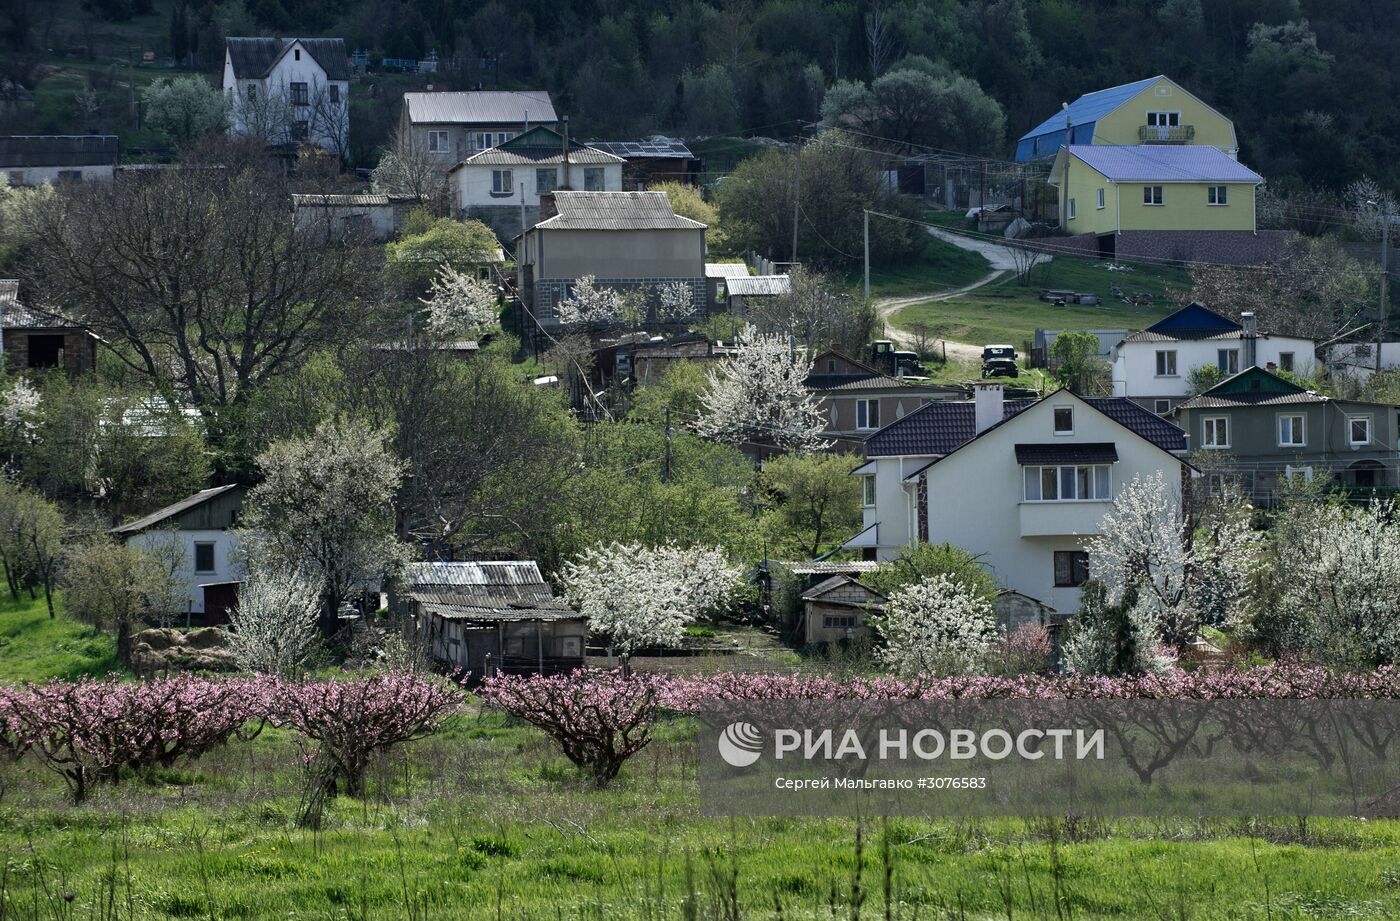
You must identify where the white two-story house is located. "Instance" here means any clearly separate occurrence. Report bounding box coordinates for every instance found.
[1112,302,1315,414]
[223,37,350,157]
[848,383,1191,615]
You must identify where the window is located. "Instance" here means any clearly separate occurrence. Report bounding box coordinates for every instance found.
[1096,188,1105,209]
[471,132,492,150]
[428,130,449,152]
[824,614,858,629]
[856,399,881,430]
[194,543,216,574]
[1146,111,1180,128]
[1278,414,1305,447]
[827,359,837,372]
[7,171,22,186]
[1202,416,1230,449]
[1053,406,1074,434]
[583,167,606,191]
[1143,185,1164,206]
[1217,349,1240,374]
[294,48,301,61]
[328,84,340,104]
[1067,198,1076,220]
[496,132,511,146]
[535,168,557,194]
[1054,551,1090,587]
[1023,465,1111,502]
[1208,185,1228,205]
[1154,399,1171,415]
[862,475,876,507]
[25,335,63,368]
[491,169,513,195]
[290,82,309,106]
[1279,352,1295,372]
[57,170,81,183]
[1349,415,1372,446]
[1155,350,1178,377]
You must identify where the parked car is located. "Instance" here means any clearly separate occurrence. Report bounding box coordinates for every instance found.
[981,344,1019,378]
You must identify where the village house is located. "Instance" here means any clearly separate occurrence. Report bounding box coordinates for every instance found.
[291,192,425,241]
[400,90,556,171]
[849,382,1190,616]
[1327,340,1400,383]
[805,349,965,451]
[0,280,98,375]
[629,332,737,386]
[448,126,624,238]
[800,575,883,646]
[0,135,118,186]
[516,191,707,327]
[1112,303,1317,413]
[1031,328,1127,370]
[395,561,586,676]
[222,37,350,153]
[704,262,751,310]
[1173,366,1399,500]
[585,138,701,188]
[111,485,247,623]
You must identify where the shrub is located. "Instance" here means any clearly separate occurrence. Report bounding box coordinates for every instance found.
[271,671,461,796]
[478,670,663,787]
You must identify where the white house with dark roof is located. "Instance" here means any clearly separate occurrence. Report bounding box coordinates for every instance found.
[517,191,707,324]
[400,90,557,170]
[223,37,350,154]
[448,125,623,237]
[0,135,118,186]
[850,382,1190,614]
[1112,302,1316,413]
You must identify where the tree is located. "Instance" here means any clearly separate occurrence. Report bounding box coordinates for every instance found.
[307,83,351,163]
[863,541,998,602]
[141,76,228,146]
[1185,363,1227,396]
[371,128,446,205]
[820,68,1005,155]
[561,542,739,657]
[61,538,177,662]
[25,143,373,450]
[556,274,623,327]
[227,565,322,676]
[872,574,999,676]
[1060,580,1171,676]
[384,213,500,291]
[748,266,876,354]
[0,482,63,616]
[1050,332,1110,395]
[692,325,830,452]
[761,452,861,559]
[241,420,407,634]
[629,359,709,423]
[421,265,499,338]
[650,180,727,253]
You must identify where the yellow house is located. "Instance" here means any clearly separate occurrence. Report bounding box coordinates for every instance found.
[1015,75,1238,162]
[1048,145,1261,236]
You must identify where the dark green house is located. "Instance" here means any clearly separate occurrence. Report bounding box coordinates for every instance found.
[1174,367,1398,502]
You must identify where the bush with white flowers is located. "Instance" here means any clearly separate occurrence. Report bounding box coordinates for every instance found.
[873,574,999,676]
[420,265,498,338]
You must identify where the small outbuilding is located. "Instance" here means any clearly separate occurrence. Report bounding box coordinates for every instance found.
[800,575,884,646]
[1,280,98,375]
[396,561,585,677]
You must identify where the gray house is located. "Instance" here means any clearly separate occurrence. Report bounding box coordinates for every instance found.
[400,90,556,173]
[396,561,585,677]
[1,280,98,375]
[1174,366,1399,501]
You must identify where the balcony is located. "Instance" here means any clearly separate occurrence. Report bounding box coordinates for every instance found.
[1138,125,1195,144]
[1019,500,1111,537]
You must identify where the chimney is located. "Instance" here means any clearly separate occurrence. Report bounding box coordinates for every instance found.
[1241,311,1258,369]
[973,381,1004,434]
[561,115,570,185]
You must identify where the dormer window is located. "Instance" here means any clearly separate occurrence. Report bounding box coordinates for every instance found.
[1053,407,1074,435]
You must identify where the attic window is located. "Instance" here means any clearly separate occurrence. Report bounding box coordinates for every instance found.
[295,49,301,60]
[1053,407,1074,435]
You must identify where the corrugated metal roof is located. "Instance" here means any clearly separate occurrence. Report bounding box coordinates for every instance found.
[0,280,84,330]
[1014,443,1119,465]
[532,191,707,231]
[727,275,791,297]
[416,603,582,623]
[1062,145,1262,183]
[402,561,547,589]
[586,138,694,159]
[1176,392,1326,409]
[804,373,909,392]
[111,485,242,536]
[1015,76,1161,160]
[706,263,750,280]
[800,574,885,602]
[292,193,391,206]
[0,135,118,168]
[403,91,556,126]
[225,37,350,82]
[786,561,887,575]
[459,145,620,166]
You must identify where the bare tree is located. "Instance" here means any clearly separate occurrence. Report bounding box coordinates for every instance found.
[308,83,351,163]
[748,266,876,353]
[906,321,936,359]
[864,5,897,78]
[23,141,376,442]
[372,127,447,208]
[229,82,295,146]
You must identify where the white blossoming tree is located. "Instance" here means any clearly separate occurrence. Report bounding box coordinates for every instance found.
[656,282,695,321]
[227,564,322,676]
[557,275,622,327]
[561,542,740,661]
[1087,472,1257,650]
[872,574,999,676]
[692,325,830,452]
[420,265,498,338]
[0,378,40,430]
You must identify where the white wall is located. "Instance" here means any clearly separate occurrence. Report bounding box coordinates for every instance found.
[860,455,935,553]
[293,203,397,240]
[454,162,623,215]
[4,165,113,186]
[1113,335,1317,399]
[1328,341,1400,383]
[127,529,243,615]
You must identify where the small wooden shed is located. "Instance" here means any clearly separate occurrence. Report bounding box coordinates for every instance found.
[395,561,585,677]
[801,575,884,646]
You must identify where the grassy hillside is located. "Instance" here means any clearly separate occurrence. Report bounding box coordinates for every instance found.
[0,589,119,683]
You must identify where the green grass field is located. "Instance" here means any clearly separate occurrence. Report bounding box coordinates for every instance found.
[854,236,993,298]
[893,256,1193,348]
[0,588,118,684]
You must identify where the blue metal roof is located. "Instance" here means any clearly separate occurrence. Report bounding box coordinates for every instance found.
[1146,302,1240,335]
[1014,76,1161,161]
[1065,145,1262,183]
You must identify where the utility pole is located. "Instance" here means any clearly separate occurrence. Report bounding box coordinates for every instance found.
[863,209,871,299]
[663,406,673,482]
[1060,102,1071,230]
[791,126,803,265]
[1380,212,1393,372]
